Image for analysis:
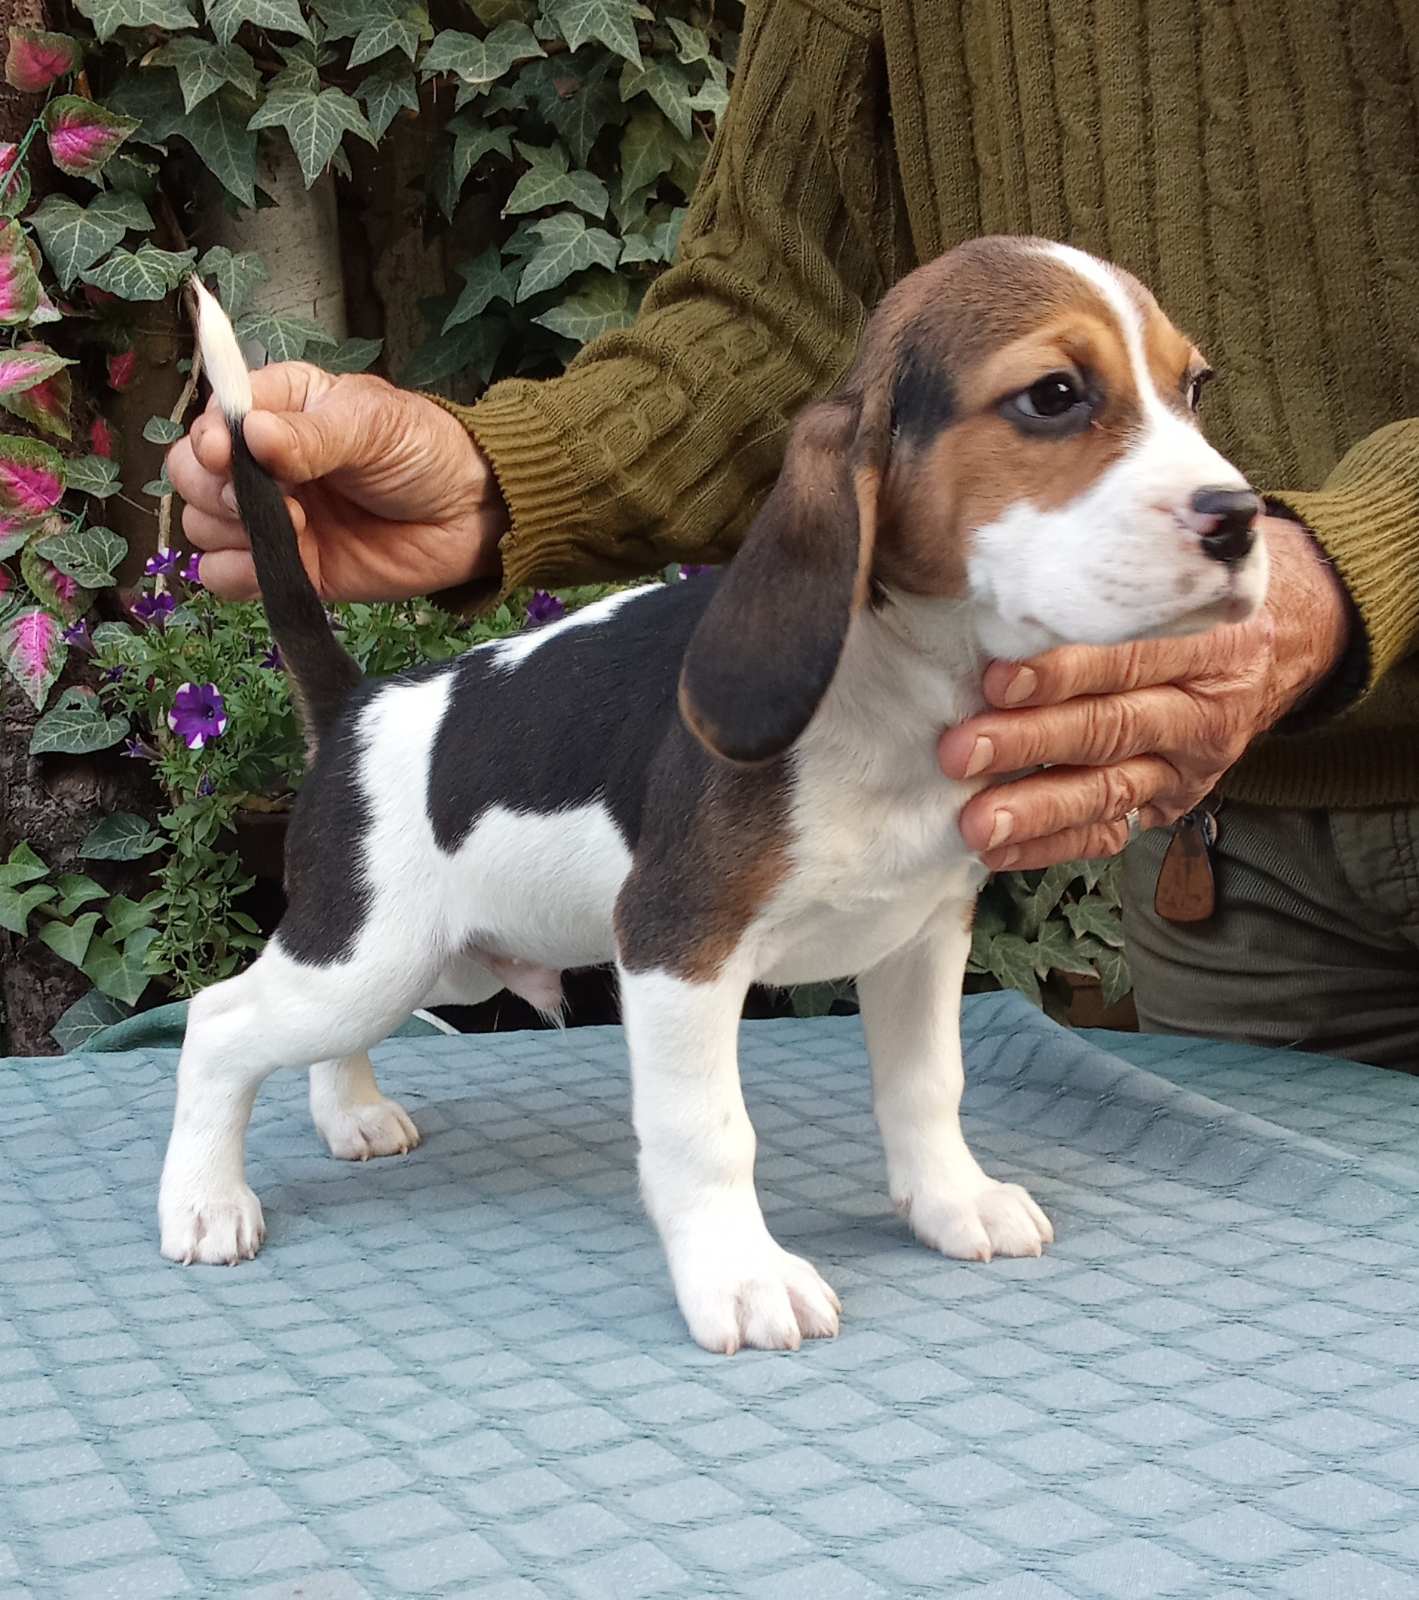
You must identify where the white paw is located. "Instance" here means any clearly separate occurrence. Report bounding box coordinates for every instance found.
[160,1183,266,1265]
[670,1236,841,1354]
[900,1176,1054,1261]
[315,1097,420,1161]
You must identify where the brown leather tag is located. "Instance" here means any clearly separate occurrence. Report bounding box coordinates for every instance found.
[1154,813,1217,923]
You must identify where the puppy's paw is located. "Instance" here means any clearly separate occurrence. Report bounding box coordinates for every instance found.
[160,1183,265,1265]
[672,1239,841,1355]
[315,1096,420,1161]
[901,1177,1053,1262]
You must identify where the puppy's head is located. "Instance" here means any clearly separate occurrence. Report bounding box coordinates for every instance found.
[680,235,1267,763]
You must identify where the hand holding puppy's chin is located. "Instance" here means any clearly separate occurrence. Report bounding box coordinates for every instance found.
[168,363,508,604]
[941,516,1351,872]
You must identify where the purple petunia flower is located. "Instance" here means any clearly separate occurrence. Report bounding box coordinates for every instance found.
[525,591,566,626]
[145,550,180,577]
[122,736,157,761]
[259,644,282,670]
[179,551,202,584]
[102,664,125,683]
[61,618,92,651]
[167,681,228,750]
[132,591,176,627]
[678,564,712,580]
[197,774,215,797]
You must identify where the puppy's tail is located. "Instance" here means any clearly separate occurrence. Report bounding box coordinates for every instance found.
[186,275,361,742]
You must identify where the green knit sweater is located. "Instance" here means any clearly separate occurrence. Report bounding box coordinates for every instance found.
[453,0,1419,810]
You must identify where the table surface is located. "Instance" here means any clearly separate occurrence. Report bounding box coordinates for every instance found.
[3,993,1417,1599]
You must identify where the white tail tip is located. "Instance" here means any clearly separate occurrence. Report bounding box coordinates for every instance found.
[187,274,253,422]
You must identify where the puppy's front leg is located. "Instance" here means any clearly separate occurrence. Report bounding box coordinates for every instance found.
[858,905,1054,1261]
[619,964,840,1353]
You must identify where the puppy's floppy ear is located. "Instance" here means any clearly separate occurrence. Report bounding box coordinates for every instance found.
[679,390,888,764]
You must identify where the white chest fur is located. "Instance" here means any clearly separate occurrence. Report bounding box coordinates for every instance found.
[754,595,991,985]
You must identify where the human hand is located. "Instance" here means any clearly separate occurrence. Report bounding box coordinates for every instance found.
[939,517,1351,870]
[167,363,507,602]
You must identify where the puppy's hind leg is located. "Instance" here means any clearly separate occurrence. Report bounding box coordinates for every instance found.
[159,937,439,1264]
[309,1053,420,1160]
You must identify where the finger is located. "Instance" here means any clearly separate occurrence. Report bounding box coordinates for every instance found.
[982,631,1243,709]
[189,362,327,475]
[192,548,259,600]
[982,819,1133,873]
[241,382,378,487]
[957,757,1178,854]
[182,494,307,553]
[167,433,232,517]
[940,684,1204,778]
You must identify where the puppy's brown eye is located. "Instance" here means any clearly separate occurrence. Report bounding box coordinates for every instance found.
[1001,372,1092,435]
[1186,369,1214,411]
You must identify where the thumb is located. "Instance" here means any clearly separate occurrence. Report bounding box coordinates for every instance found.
[240,403,360,487]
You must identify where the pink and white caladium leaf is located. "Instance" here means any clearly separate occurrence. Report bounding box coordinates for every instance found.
[0,604,67,707]
[106,350,137,391]
[42,96,138,182]
[0,344,74,440]
[0,513,41,560]
[5,28,82,94]
[0,220,40,325]
[0,144,29,219]
[21,542,88,623]
[0,434,64,521]
[25,238,60,325]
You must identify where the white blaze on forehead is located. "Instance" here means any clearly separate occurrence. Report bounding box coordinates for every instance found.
[1037,242,1171,420]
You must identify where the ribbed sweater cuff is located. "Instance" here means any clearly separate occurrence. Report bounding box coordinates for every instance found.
[1267,420,1419,713]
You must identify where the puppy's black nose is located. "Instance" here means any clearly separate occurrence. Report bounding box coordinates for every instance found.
[1193,486,1260,566]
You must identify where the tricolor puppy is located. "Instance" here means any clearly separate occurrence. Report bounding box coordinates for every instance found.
[163,238,1266,1353]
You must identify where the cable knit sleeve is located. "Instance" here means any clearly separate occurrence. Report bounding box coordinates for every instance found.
[1268,419,1419,717]
[436,0,900,592]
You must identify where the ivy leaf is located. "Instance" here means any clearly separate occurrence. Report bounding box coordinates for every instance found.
[618,107,681,199]
[512,211,619,300]
[0,606,66,708]
[531,268,632,344]
[30,686,130,755]
[6,28,82,94]
[470,0,532,22]
[619,56,694,139]
[320,336,383,373]
[73,0,196,44]
[689,77,729,119]
[196,245,266,317]
[103,893,159,939]
[421,21,544,89]
[53,875,107,918]
[1064,894,1126,949]
[82,926,157,1006]
[665,16,715,70]
[165,87,257,207]
[149,37,260,112]
[142,416,183,444]
[205,0,310,46]
[619,207,684,264]
[349,2,429,66]
[0,219,41,324]
[1093,945,1131,1008]
[0,840,48,888]
[505,139,606,217]
[81,242,196,301]
[400,313,506,389]
[357,56,418,140]
[447,115,512,189]
[39,912,103,971]
[542,60,624,166]
[43,96,138,181]
[1030,918,1102,980]
[0,880,57,936]
[31,192,148,289]
[249,84,376,187]
[64,455,122,501]
[546,0,647,67]
[235,310,337,363]
[32,522,126,587]
[442,247,517,332]
[81,813,164,861]
[51,988,131,1052]
[983,932,1043,1007]
[0,435,63,520]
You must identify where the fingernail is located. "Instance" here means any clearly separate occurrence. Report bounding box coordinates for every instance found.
[1001,666,1038,706]
[994,848,1020,870]
[987,811,1014,850]
[221,486,237,514]
[964,735,994,778]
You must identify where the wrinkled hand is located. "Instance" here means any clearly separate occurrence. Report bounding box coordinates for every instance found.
[167,363,507,602]
[939,518,1351,870]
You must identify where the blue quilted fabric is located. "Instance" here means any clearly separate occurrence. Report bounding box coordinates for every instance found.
[3,992,1417,1599]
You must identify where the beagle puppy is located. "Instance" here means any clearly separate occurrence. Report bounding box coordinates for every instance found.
[163,238,1266,1353]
